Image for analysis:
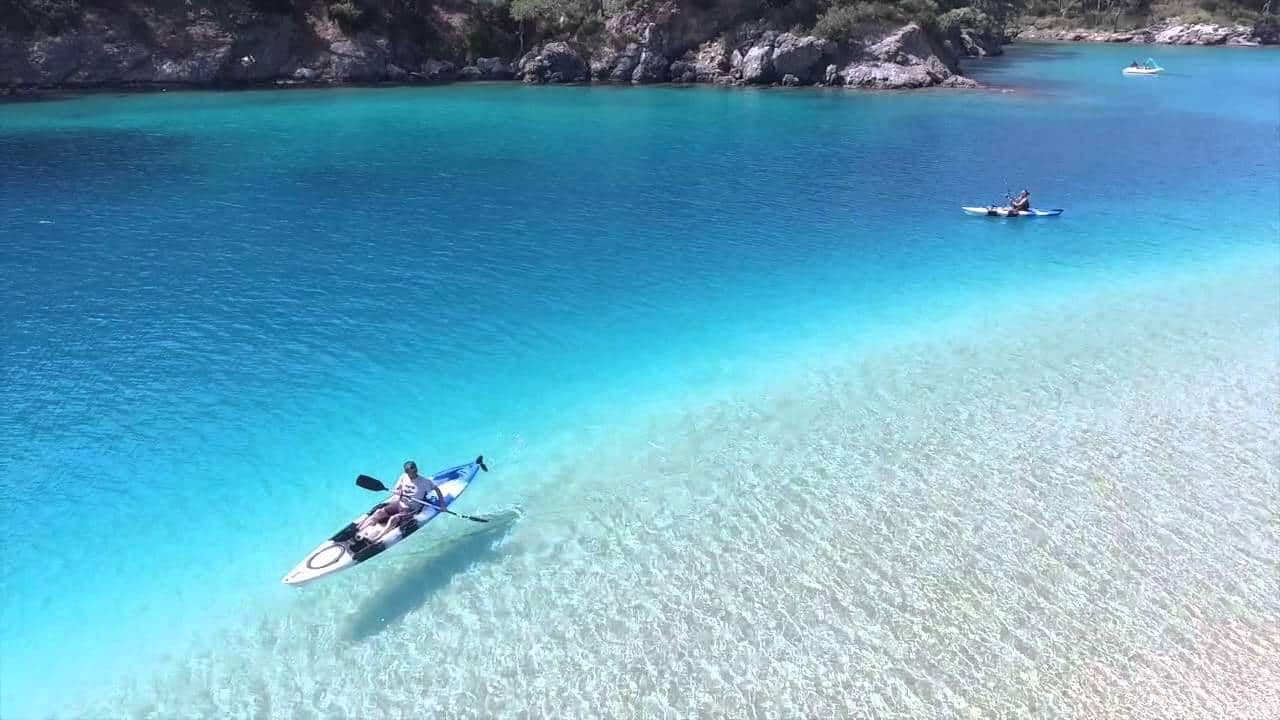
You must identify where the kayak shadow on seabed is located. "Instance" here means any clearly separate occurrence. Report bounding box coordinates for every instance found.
[341,507,522,642]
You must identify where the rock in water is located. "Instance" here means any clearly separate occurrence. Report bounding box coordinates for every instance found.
[840,23,964,89]
[740,44,774,84]
[418,59,457,83]
[771,34,830,84]
[668,60,697,84]
[518,42,588,84]
[633,48,669,83]
[693,38,731,82]
[476,57,515,80]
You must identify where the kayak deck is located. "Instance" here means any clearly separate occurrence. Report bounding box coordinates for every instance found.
[282,457,485,586]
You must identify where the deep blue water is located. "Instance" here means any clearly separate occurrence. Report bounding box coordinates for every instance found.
[1,42,1277,718]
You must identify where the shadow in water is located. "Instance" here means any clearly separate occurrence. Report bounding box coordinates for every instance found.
[342,509,520,642]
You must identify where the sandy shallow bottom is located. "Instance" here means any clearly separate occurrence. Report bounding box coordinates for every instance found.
[79,254,1279,720]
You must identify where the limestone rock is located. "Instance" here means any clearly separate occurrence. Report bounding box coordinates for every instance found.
[476,57,515,80]
[418,59,457,83]
[633,48,668,83]
[693,37,730,82]
[327,37,386,82]
[740,44,774,84]
[839,24,963,89]
[771,34,831,84]
[668,59,697,83]
[518,42,588,84]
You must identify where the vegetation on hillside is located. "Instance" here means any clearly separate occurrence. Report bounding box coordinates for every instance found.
[3,0,1274,46]
[1022,0,1274,29]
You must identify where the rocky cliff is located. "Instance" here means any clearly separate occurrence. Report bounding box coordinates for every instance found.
[0,0,980,93]
[1015,18,1278,46]
[516,22,976,88]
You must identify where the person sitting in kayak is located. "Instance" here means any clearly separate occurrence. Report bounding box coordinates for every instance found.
[356,460,446,541]
[1010,190,1032,213]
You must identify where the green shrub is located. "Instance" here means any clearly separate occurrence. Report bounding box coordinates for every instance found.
[813,2,897,38]
[328,0,366,31]
[938,6,995,32]
[813,0,942,39]
[902,0,942,27]
[509,0,591,21]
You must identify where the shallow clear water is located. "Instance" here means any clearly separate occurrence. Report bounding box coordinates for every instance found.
[1,42,1277,719]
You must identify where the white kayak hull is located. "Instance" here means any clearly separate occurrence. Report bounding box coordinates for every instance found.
[1122,67,1162,75]
[962,206,1063,218]
[282,457,486,586]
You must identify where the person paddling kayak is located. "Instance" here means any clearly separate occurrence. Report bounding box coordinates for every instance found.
[356,460,446,541]
[1010,189,1032,213]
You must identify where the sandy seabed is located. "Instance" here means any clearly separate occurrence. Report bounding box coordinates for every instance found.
[82,253,1279,720]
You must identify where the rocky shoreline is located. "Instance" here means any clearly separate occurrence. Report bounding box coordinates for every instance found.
[4,0,1272,99]
[0,0,1001,97]
[516,24,981,89]
[1014,18,1278,46]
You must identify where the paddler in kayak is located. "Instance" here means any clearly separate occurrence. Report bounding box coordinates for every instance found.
[1010,189,1032,213]
[356,460,447,541]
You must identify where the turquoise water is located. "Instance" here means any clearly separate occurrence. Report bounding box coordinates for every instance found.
[2,43,1278,718]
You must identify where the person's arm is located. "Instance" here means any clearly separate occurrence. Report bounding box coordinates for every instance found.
[423,477,447,512]
[392,473,411,500]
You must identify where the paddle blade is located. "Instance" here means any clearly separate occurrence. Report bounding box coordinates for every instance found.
[476,455,488,472]
[356,474,389,492]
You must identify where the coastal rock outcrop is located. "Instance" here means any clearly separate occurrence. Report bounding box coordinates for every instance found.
[669,24,963,90]
[0,0,979,92]
[633,47,669,83]
[323,37,387,82]
[771,33,833,84]
[692,38,732,82]
[518,42,589,84]
[1015,19,1276,46]
[416,59,457,83]
[476,57,515,80]
[939,8,1004,60]
[841,24,972,89]
[588,18,670,83]
[739,42,775,84]
[668,59,698,83]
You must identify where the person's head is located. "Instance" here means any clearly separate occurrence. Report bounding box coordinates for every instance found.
[1020,189,1029,196]
[404,460,418,478]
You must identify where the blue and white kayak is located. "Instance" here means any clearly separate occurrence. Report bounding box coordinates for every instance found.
[962,206,1064,218]
[282,456,487,586]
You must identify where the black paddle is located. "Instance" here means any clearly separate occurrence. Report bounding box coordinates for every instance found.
[356,456,490,523]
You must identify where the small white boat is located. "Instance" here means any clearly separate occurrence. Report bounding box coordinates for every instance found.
[1123,59,1163,76]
